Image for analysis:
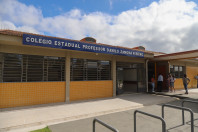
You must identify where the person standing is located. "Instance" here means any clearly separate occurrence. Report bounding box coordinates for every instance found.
[170,75,176,92]
[151,75,155,92]
[183,74,190,94]
[157,73,163,92]
[195,74,198,88]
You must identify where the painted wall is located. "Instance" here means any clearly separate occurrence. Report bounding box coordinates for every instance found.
[175,66,198,89]
[186,66,198,88]
[0,82,65,108]
[70,80,113,101]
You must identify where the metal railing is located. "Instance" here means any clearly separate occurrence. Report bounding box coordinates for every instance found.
[93,118,119,132]
[162,104,194,132]
[182,100,198,125]
[134,110,166,132]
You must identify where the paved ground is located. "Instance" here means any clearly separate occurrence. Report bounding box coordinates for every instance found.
[49,100,198,132]
[0,88,197,132]
[49,89,198,132]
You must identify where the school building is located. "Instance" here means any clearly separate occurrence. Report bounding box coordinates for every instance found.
[0,29,197,108]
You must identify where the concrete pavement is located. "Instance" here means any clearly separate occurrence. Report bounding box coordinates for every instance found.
[155,88,198,99]
[49,100,198,132]
[48,89,198,132]
[0,93,177,132]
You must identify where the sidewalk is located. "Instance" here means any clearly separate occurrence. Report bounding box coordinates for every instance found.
[0,93,176,132]
[155,88,198,99]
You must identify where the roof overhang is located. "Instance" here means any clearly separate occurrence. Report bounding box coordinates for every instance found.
[152,49,198,61]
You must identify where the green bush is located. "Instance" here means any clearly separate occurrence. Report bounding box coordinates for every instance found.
[30,126,51,132]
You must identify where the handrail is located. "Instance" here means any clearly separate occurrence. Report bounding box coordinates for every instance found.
[134,110,166,132]
[93,118,119,132]
[182,100,198,125]
[162,104,194,132]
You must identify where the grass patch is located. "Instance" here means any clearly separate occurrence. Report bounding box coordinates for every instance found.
[30,126,51,132]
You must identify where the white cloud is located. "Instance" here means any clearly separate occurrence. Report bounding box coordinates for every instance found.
[0,0,42,26]
[0,0,198,53]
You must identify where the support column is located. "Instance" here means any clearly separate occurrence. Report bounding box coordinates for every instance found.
[155,62,157,87]
[112,57,116,97]
[65,52,70,102]
[168,61,170,74]
[145,59,149,92]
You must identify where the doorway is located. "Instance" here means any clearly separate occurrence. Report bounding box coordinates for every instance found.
[116,62,146,95]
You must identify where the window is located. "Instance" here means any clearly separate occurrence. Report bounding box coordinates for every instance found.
[3,54,22,82]
[70,58,85,81]
[87,61,98,80]
[27,55,43,82]
[0,53,65,82]
[70,58,111,81]
[98,61,111,80]
[47,57,65,81]
[0,54,3,82]
[170,65,185,78]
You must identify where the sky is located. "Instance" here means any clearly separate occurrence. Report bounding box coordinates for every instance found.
[0,0,198,53]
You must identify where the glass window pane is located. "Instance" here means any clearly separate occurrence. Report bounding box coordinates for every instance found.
[174,66,178,71]
[179,66,183,72]
[87,61,97,68]
[170,65,174,73]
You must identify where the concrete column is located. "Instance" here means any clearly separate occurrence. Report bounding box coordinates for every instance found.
[145,59,149,92]
[168,61,170,73]
[155,62,157,87]
[65,52,70,102]
[112,57,116,97]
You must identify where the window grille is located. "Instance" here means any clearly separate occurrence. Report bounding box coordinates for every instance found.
[3,54,22,82]
[47,57,65,81]
[98,61,111,80]
[0,52,65,82]
[70,58,111,81]
[70,58,85,81]
[0,53,3,82]
[27,55,43,82]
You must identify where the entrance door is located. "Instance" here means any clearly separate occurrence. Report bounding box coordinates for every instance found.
[116,68,138,94]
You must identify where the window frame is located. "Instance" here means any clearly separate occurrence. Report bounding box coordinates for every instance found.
[170,65,185,78]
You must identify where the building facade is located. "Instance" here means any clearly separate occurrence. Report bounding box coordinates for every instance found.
[0,30,154,108]
[149,50,198,91]
[0,30,198,109]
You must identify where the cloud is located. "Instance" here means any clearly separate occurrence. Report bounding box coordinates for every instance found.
[0,0,198,53]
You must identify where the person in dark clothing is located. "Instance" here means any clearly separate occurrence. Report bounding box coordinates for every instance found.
[183,74,190,94]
